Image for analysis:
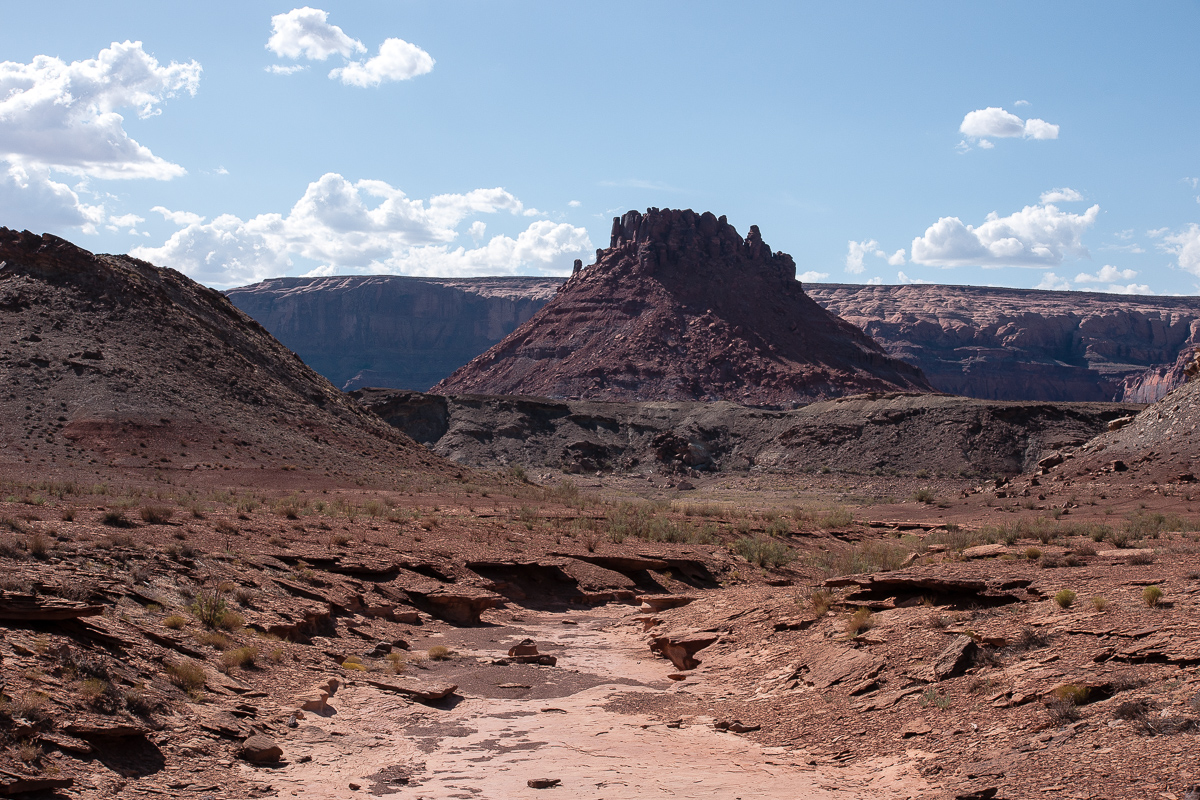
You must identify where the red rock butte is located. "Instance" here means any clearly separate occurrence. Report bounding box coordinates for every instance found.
[435,208,932,405]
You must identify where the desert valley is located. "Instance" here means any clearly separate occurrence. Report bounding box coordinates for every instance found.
[3,4,1199,799]
[1,213,1199,800]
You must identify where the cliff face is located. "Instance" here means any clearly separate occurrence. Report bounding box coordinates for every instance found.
[806,284,1200,403]
[225,276,560,391]
[434,209,931,405]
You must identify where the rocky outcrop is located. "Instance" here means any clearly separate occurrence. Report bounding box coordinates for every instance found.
[434,209,931,405]
[357,388,1142,476]
[226,276,559,390]
[806,284,1200,403]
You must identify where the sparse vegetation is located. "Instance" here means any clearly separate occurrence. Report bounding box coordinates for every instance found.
[733,537,796,568]
[1091,596,1109,612]
[140,505,173,524]
[1053,589,1077,609]
[166,659,206,692]
[427,645,453,660]
[912,487,936,504]
[844,607,874,636]
[1143,585,1164,608]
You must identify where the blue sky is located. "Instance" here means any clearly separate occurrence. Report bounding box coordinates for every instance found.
[1,2,1198,294]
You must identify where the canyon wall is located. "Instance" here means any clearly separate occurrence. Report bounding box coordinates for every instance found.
[805,284,1200,403]
[226,276,561,390]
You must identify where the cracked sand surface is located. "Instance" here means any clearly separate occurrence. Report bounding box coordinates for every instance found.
[262,609,931,799]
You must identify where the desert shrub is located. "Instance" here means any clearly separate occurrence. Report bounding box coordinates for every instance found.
[912,488,935,504]
[1011,626,1051,652]
[808,590,834,615]
[14,740,41,764]
[341,655,367,671]
[219,646,259,671]
[102,510,134,528]
[1108,529,1131,548]
[166,659,206,692]
[214,520,239,536]
[733,537,796,568]
[26,533,49,559]
[1143,586,1164,608]
[1072,542,1097,557]
[427,645,453,660]
[78,677,109,703]
[123,687,156,717]
[1053,589,1077,609]
[1045,698,1081,725]
[163,614,188,630]
[918,688,951,710]
[1024,547,1042,560]
[1054,683,1091,705]
[1091,596,1109,612]
[363,499,386,518]
[139,505,173,524]
[818,507,853,529]
[60,507,76,522]
[806,540,909,576]
[1127,550,1155,565]
[217,610,245,631]
[233,587,256,607]
[195,630,233,650]
[844,607,874,636]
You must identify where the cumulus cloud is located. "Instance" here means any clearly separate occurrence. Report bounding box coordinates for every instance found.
[267,8,433,87]
[151,205,204,226]
[1162,223,1200,277]
[567,200,581,208]
[910,201,1099,268]
[0,161,104,233]
[267,7,364,60]
[330,38,434,86]
[887,249,906,266]
[897,271,933,285]
[1040,188,1082,204]
[131,173,592,287]
[958,106,1059,150]
[0,41,200,180]
[797,270,829,282]
[1035,272,1070,291]
[1074,265,1138,284]
[845,239,882,274]
[865,276,884,285]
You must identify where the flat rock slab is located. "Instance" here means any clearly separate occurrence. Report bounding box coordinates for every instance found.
[792,644,884,690]
[962,544,1007,559]
[1097,548,1154,559]
[365,678,458,702]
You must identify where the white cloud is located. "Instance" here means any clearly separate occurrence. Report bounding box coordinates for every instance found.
[910,201,1099,268]
[131,173,592,287]
[977,139,995,149]
[865,276,884,285]
[266,7,364,60]
[1035,272,1070,291]
[0,41,200,180]
[152,205,204,226]
[887,248,906,266]
[1074,265,1138,284]
[567,200,581,208]
[468,220,486,243]
[1162,223,1200,277]
[266,64,308,75]
[1022,118,1059,140]
[1014,99,1030,107]
[1147,227,1169,238]
[958,106,1059,147]
[330,37,434,87]
[1105,282,1153,295]
[897,271,933,285]
[845,239,884,274]
[797,270,829,282]
[0,161,104,233]
[1040,187,1082,204]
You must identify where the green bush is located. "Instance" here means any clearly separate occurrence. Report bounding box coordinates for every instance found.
[733,537,796,568]
[1053,589,1077,609]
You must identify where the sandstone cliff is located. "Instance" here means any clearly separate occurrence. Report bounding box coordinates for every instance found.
[434,209,931,405]
[806,284,1200,403]
[226,276,560,391]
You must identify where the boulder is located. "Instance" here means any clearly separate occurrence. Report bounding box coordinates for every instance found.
[508,638,540,657]
[239,734,283,763]
[931,635,977,681]
[365,678,458,703]
[649,631,719,671]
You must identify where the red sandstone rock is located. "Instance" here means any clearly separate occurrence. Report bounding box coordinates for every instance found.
[435,209,930,405]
